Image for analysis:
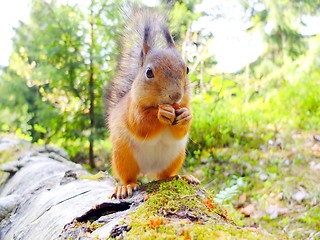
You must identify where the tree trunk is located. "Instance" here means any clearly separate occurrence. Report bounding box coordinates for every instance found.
[0,137,276,240]
[0,137,121,239]
[88,3,96,169]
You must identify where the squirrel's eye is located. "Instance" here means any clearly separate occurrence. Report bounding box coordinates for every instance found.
[146,67,154,78]
[186,67,190,74]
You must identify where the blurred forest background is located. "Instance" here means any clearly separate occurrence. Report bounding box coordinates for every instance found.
[0,0,319,238]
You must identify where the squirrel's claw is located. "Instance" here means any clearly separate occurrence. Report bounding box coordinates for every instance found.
[172,108,192,126]
[158,104,175,125]
[177,174,200,185]
[111,183,139,199]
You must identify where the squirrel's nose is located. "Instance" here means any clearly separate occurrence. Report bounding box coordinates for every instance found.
[169,92,182,103]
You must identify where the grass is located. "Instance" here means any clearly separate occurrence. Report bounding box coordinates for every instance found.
[187,131,320,239]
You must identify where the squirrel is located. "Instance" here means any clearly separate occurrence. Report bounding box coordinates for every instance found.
[106,8,199,199]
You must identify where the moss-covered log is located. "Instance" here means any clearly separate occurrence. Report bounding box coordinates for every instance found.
[0,137,280,239]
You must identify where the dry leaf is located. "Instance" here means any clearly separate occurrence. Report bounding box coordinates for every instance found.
[239,193,246,205]
[240,204,255,216]
[149,217,163,229]
[292,188,307,202]
[203,199,215,210]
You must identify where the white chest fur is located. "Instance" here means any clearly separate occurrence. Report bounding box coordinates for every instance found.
[130,127,188,175]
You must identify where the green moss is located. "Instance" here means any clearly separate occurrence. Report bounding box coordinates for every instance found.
[0,144,29,165]
[65,219,105,237]
[124,179,278,240]
[78,172,106,181]
[0,143,30,186]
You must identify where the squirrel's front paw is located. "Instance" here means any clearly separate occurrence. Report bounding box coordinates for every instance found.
[158,104,175,125]
[172,108,192,126]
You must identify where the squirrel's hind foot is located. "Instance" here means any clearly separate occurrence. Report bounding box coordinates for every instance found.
[176,174,200,185]
[111,183,139,199]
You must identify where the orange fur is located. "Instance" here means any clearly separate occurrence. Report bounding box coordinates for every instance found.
[170,124,191,140]
[111,137,139,185]
[127,98,166,140]
[110,92,191,184]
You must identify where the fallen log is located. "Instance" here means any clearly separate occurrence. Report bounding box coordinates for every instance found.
[0,137,278,239]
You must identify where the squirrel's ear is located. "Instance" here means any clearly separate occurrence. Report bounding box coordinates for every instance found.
[143,43,150,55]
[143,25,151,55]
[162,26,175,48]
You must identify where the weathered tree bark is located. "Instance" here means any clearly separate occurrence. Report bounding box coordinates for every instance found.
[0,137,135,240]
[0,137,276,240]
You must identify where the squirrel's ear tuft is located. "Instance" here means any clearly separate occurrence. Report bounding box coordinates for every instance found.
[143,44,150,55]
[143,25,151,55]
[162,26,175,48]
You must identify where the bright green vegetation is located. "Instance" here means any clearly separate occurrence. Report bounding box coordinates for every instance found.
[0,0,319,238]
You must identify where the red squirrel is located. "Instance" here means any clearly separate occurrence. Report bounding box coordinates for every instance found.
[106,8,199,199]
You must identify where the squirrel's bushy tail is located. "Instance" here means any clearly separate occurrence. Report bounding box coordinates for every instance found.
[106,7,174,114]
